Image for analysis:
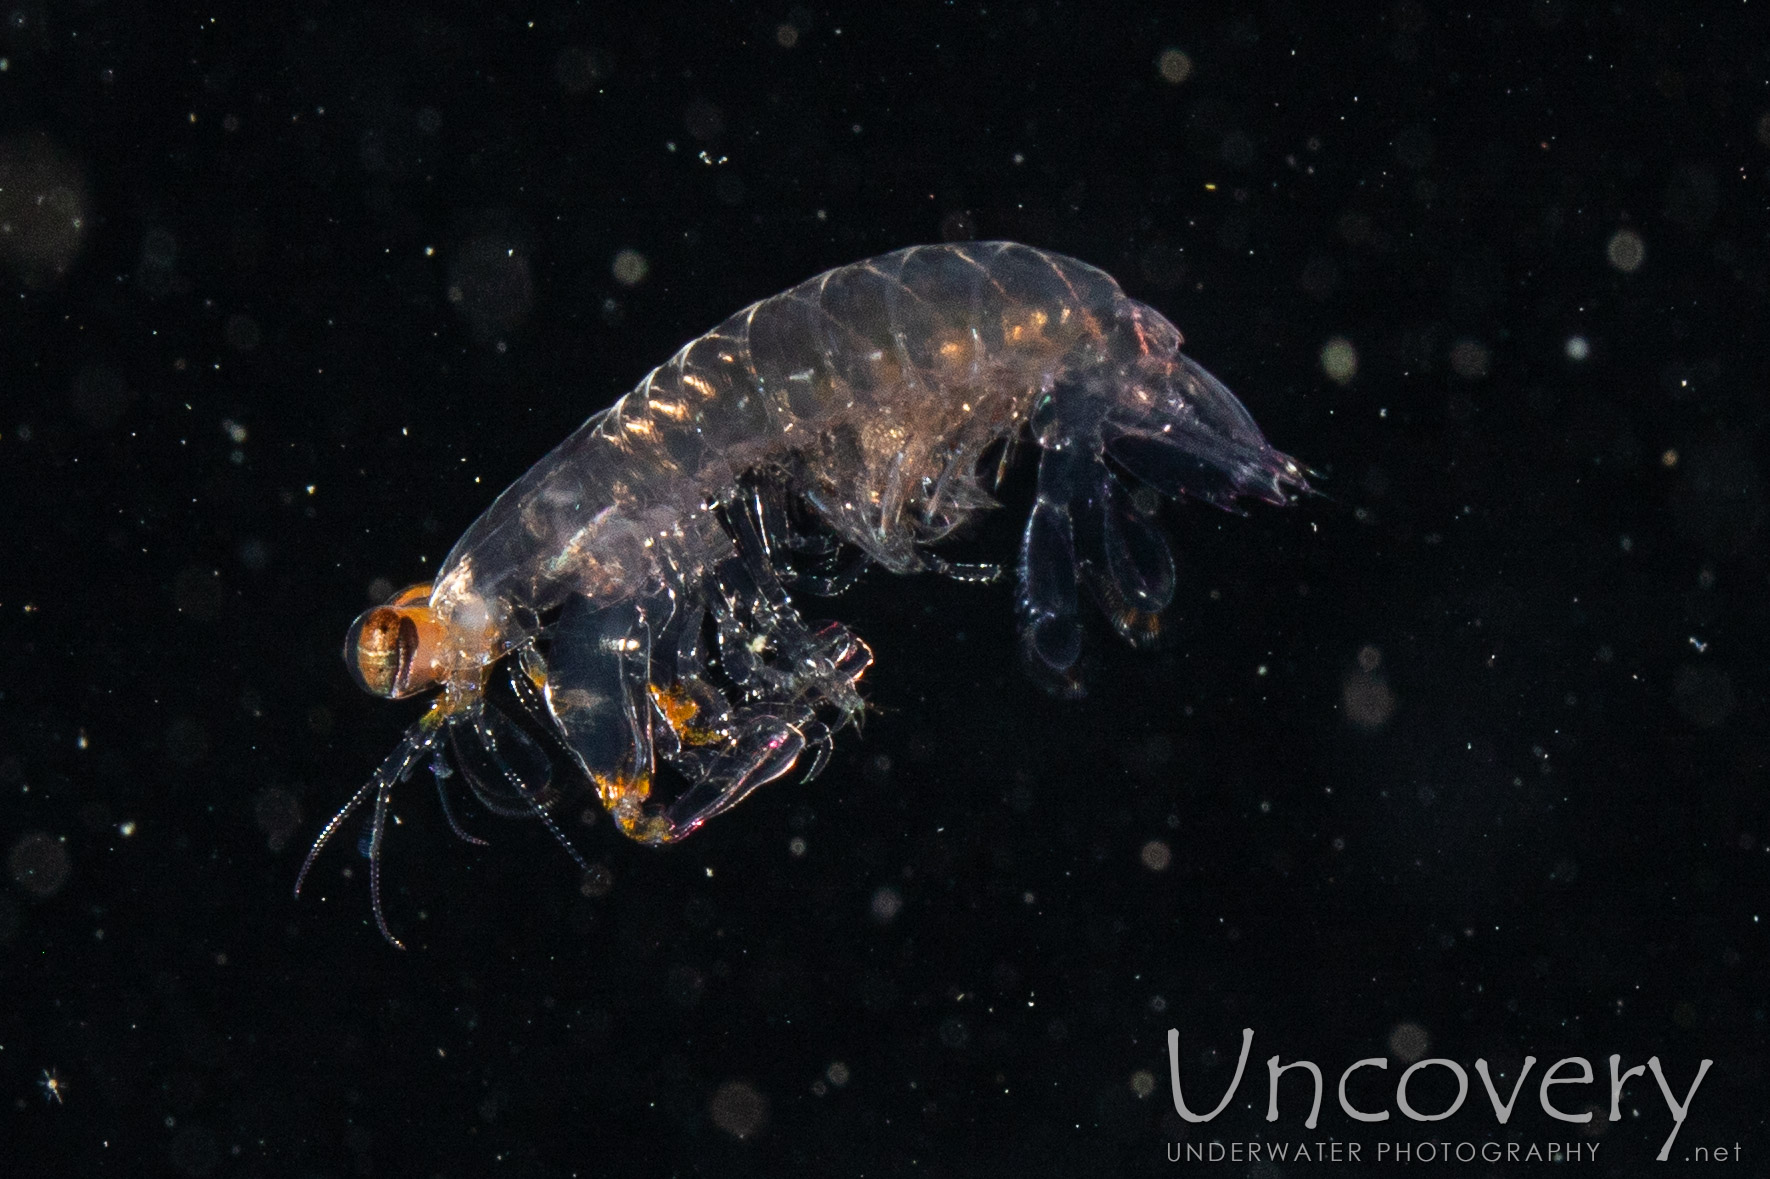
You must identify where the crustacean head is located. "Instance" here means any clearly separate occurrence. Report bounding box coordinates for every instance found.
[343,583,451,699]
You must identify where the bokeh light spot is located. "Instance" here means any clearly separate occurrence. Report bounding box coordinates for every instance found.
[709,1080,768,1139]
[1388,1022,1430,1063]
[9,833,71,898]
[611,249,649,286]
[1321,336,1358,385]
[1157,48,1193,84]
[1606,228,1645,273]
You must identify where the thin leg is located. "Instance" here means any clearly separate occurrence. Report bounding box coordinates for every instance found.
[788,545,871,596]
[430,751,490,847]
[366,778,405,950]
[294,779,375,898]
[925,552,1002,584]
[472,710,594,876]
[641,711,809,843]
[295,718,437,949]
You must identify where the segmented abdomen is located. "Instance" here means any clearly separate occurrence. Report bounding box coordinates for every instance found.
[438,243,1140,613]
[622,242,1125,569]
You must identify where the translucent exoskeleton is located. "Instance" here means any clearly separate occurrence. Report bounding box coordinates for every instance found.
[298,242,1307,946]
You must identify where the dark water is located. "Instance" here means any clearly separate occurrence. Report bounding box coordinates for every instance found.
[3,4,1765,1175]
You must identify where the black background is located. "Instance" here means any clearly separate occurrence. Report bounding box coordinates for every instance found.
[3,2,1766,1175]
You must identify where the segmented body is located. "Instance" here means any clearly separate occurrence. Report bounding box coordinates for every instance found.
[305,242,1305,946]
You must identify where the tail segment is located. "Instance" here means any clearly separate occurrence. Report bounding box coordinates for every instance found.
[1016,328,1305,691]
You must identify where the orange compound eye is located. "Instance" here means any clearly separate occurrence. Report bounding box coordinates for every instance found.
[345,591,447,699]
[345,607,415,697]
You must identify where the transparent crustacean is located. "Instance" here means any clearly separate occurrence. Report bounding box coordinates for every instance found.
[298,241,1306,946]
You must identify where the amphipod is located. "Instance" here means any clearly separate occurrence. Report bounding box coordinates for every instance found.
[300,242,1306,945]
